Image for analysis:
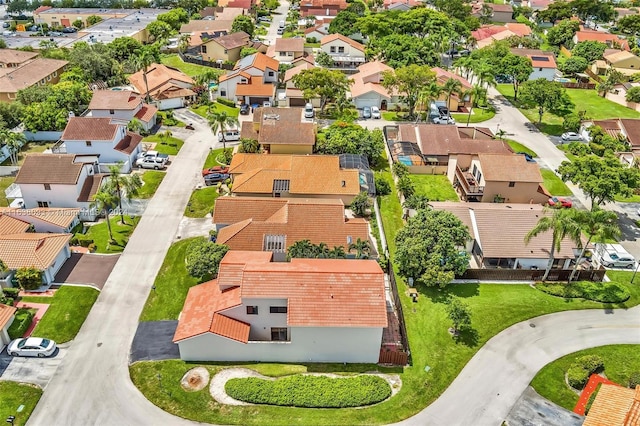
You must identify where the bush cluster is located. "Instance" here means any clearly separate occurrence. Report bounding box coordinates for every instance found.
[567,355,604,389]
[628,372,640,388]
[71,236,95,247]
[225,375,391,408]
[3,287,20,299]
[536,281,630,303]
[7,308,35,340]
[216,98,238,108]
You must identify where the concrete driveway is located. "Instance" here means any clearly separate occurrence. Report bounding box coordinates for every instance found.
[505,387,584,426]
[53,253,120,290]
[130,321,180,363]
[0,347,67,389]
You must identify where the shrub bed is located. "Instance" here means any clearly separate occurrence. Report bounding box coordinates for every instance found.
[567,355,604,389]
[225,375,391,408]
[7,308,35,339]
[536,281,630,303]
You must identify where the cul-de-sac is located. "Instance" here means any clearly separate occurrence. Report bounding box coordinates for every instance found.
[0,0,639,424]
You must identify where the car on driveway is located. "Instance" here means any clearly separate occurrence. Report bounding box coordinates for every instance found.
[136,157,166,170]
[371,106,381,119]
[202,166,229,177]
[433,116,456,125]
[600,252,636,269]
[362,106,372,119]
[516,152,536,163]
[258,16,271,22]
[561,132,583,142]
[7,337,57,357]
[548,196,572,208]
[204,173,230,185]
[240,104,250,115]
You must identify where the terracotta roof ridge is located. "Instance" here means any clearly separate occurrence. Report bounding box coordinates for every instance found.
[217,218,253,244]
[264,205,288,223]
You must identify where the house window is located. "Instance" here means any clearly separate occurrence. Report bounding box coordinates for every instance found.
[271,327,287,341]
[472,164,477,176]
[44,183,51,190]
[476,171,482,182]
[53,71,57,77]
[224,49,228,54]
[37,201,49,208]
[201,45,207,53]
[270,306,287,313]
[539,68,543,71]
[268,71,274,77]
[246,306,259,315]
[47,75,51,81]
[508,181,515,187]
[330,46,336,53]
[240,78,248,83]
[221,90,227,97]
[85,141,92,147]
[338,46,345,53]
[264,235,286,252]
[109,109,114,115]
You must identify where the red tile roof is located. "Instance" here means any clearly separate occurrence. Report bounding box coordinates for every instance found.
[114,131,142,154]
[174,251,387,342]
[16,154,84,185]
[62,117,120,141]
[471,25,508,42]
[576,31,630,50]
[583,384,640,426]
[134,104,157,123]
[0,304,17,331]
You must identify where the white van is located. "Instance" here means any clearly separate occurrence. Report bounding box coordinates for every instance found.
[218,129,240,142]
[304,103,314,118]
[279,20,285,28]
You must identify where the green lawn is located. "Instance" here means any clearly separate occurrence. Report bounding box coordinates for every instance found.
[191,102,240,119]
[1,142,54,166]
[135,171,166,199]
[409,174,459,201]
[615,193,640,203]
[203,148,228,169]
[506,139,538,157]
[160,54,222,78]
[541,169,573,196]
[141,134,184,156]
[184,187,219,218]
[557,144,578,162]
[496,85,640,136]
[139,238,200,321]
[81,216,141,254]
[531,344,640,410]
[0,382,42,426]
[0,176,15,207]
[20,286,99,343]
[451,107,496,123]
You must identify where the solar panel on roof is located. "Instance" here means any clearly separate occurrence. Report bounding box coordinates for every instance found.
[531,56,549,62]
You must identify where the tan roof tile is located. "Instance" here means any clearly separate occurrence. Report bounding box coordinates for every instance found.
[62,117,120,141]
[583,384,640,426]
[0,304,17,330]
[134,104,157,123]
[212,31,250,49]
[0,233,71,270]
[0,215,30,235]
[180,19,233,33]
[213,197,288,223]
[88,91,141,111]
[398,124,511,157]
[77,174,107,202]
[0,58,68,95]
[128,64,194,100]
[0,208,80,229]
[16,154,84,185]
[0,49,38,65]
[478,153,542,183]
[320,34,365,52]
[247,108,316,146]
[275,38,304,52]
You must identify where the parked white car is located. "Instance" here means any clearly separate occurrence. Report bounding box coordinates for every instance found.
[7,337,57,357]
[371,106,381,119]
[600,252,636,269]
[217,130,240,142]
[561,132,583,142]
[433,116,456,125]
[136,157,166,170]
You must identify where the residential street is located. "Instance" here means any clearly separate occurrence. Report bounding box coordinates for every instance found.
[263,0,290,45]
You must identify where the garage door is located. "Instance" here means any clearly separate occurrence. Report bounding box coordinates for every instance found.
[289,98,306,107]
[354,98,377,109]
[249,97,269,105]
[158,98,183,110]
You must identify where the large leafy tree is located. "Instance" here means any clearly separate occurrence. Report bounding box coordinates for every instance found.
[560,56,589,75]
[571,41,607,62]
[519,79,573,123]
[525,208,583,282]
[498,54,533,101]
[0,102,24,130]
[208,110,239,152]
[157,8,189,31]
[185,237,229,281]
[447,297,472,335]
[329,11,360,35]
[618,14,640,35]
[146,20,174,42]
[627,86,640,103]
[557,154,640,206]
[292,68,350,113]
[318,122,384,164]
[570,207,620,282]
[69,42,124,84]
[108,37,143,62]
[537,1,572,23]
[571,0,614,22]
[395,208,470,288]
[231,15,255,38]
[369,34,439,68]
[382,65,437,118]
[546,20,580,47]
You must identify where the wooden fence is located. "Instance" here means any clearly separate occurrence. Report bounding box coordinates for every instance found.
[458,267,606,282]
[562,82,597,89]
[387,265,411,366]
[178,53,234,70]
[379,349,408,365]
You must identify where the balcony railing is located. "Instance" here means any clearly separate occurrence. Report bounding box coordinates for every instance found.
[51,140,66,154]
[455,166,484,196]
[4,182,21,199]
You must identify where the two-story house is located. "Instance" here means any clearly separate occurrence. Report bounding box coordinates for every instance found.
[283,62,318,107]
[300,0,348,17]
[200,31,251,63]
[12,154,106,221]
[349,60,402,110]
[216,52,279,105]
[229,153,363,204]
[212,197,371,261]
[240,107,315,154]
[87,90,157,132]
[0,49,68,102]
[128,64,196,110]
[320,34,366,70]
[266,38,305,65]
[53,117,143,172]
[173,250,387,362]
[448,153,551,204]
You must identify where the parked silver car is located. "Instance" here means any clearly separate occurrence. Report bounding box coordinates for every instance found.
[7,337,57,357]
[561,132,583,142]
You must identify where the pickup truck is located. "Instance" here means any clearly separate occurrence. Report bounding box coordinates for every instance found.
[137,150,169,164]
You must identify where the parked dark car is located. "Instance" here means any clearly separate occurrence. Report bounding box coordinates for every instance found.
[516,152,536,163]
[437,105,450,117]
[204,173,230,185]
[495,74,514,83]
[202,166,229,177]
[62,26,77,33]
[240,104,250,115]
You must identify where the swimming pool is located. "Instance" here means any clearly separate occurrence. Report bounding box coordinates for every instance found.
[555,78,571,83]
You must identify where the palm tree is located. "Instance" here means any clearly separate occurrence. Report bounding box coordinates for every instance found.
[419,82,444,118]
[178,33,191,54]
[474,64,495,90]
[348,238,371,259]
[106,163,142,224]
[443,78,463,112]
[238,138,259,153]
[287,239,316,259]
[328,246,346,259]
[208,110,239,152]
[569,208,620,282]
[160,129,172,145]
[127,118,144,134]
[596,79,615,98]
[465,85,486,127]
[91,189,117,242]
[315,242,330,258]
[195,69,220,90]
[454,56,476,81]
[130,46,156,103]
[0,130,25,166]
[524,208,583,281]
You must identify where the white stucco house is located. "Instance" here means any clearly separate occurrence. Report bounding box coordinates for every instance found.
[510,48,558,81]
[349,60,403,109]
[173,251,388,363]
[52,117,143,173]
[11,154,105,221]
[0,207,80,233]
[87,90,157,132]
[215,52,279,106]
[320,34,366,70]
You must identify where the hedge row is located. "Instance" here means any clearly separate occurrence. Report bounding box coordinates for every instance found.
[537,281,630,303]
[567,355,604,389]
[216,98,238,109]
[3,287,20,299]
[225,375,391,408]
[70,236,94,247]
[7,308,35,340]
